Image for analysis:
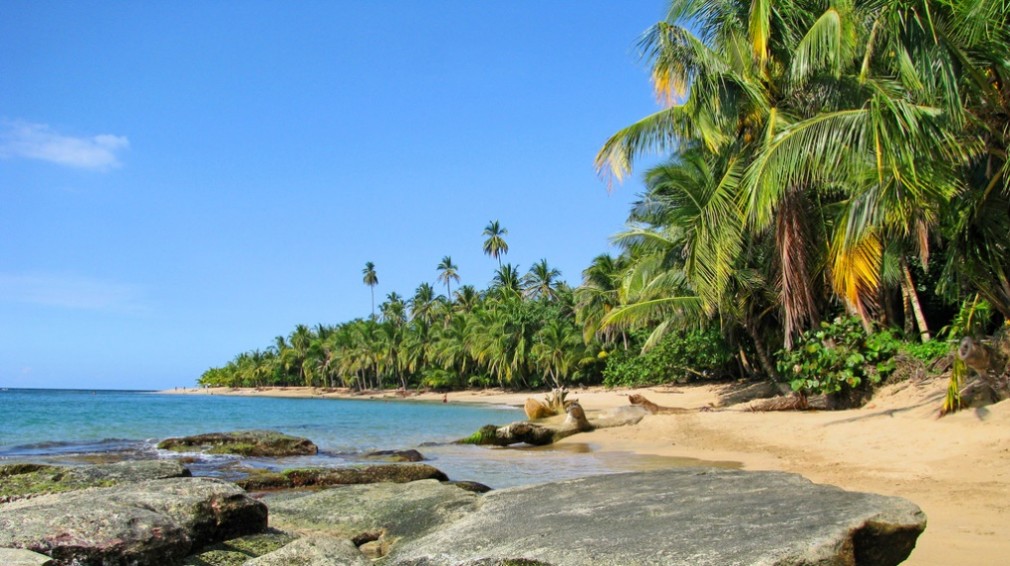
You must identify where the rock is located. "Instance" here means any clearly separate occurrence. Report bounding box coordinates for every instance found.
[158,430,318,457]
[183,531,296,566]
[388,468,925,566]
[0,548,53,565]
[237,464,448,491]
[242,536,370,566]
[0,477,268,566]
[442,480,492,494]
[363,449,425,462]
[1,460,191,503]
[264,479,478,557]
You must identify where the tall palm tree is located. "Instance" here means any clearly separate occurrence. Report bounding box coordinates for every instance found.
[436,255,461,299]
[491,263,523,298]
[362,261,378,320]
[482,220,509,268]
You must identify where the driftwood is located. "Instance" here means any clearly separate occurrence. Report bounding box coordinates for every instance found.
[747,393,833,412]
[523,388,575,420]
[628,394,692,414]
[459,402,595,447]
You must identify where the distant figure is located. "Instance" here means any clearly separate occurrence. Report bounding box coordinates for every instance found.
[442,393,448,403]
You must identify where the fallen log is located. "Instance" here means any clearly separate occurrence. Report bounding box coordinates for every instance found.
[458,402,594,447]
[627,394,691,414]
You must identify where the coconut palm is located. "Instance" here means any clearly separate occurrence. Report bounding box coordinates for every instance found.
[522,259,562,301]
[482,220,509,267]
[491,263,523,298]
[436,256,461,299]
[362,261,378,320]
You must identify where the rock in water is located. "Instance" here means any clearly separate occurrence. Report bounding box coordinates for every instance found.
[157,430,318,457]
[0,477,267,566]
[388,468,926,566]
[237,464,449,491]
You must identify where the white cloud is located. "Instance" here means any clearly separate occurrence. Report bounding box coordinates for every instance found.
[0,120,129,170]
[0,272,147,312]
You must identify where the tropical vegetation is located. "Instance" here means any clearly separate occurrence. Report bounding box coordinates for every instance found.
[202,0,1010,408]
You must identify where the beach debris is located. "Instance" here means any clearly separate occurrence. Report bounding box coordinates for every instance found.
[157,430,318,457]
[942,330,1010,415]
[0,477,267,566]
[459,401,595,447]
[523,387,576,420]
[627,393,691,414]
[237,464,449,491]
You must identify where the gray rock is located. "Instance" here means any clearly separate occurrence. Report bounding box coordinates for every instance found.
[264,479,478,557]
[242,536,370,566]
[158,430,318,457]
[0,477,267,566]
[389,468,926,566]
[0,548,53,565]
[0,460,190,502]
[237,464,449,491]
[363,449,426,462]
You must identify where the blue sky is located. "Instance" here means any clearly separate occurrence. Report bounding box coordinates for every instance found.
[1,1,667,390]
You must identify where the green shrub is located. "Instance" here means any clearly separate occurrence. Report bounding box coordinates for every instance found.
[602,328,733,387]
[778,317,898,396]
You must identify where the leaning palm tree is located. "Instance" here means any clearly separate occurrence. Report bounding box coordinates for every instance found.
[482,220,509,268]
[362,261,378,320]
[436,255,461,299]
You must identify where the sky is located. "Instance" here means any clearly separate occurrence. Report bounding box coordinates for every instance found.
[1,1,668,390]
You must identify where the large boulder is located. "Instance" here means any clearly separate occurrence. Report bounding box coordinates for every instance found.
[237,464,448,491]
[263,479,478,559]
[1,460,191,502]
[158,430,318,457]
[388,468,926,566]
[0,477,267,566]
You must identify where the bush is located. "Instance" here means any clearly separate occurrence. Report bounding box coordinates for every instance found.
[602,328,733,387]
[778,317,898,396]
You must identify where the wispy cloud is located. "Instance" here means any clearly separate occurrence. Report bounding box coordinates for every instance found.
[0,120,129,170]
[0,272,147,313]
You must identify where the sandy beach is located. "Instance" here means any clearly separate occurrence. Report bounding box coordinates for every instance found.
[167,380,1010,565]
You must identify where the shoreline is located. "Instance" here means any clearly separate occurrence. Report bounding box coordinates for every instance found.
[163,381,1010,565]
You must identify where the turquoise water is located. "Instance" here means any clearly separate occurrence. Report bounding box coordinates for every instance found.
[0,389,672,488]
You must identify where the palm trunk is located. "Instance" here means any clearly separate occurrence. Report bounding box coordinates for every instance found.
[746,323,781,382]
[901,260,931,342]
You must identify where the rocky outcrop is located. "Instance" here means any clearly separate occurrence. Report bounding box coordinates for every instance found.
[389,468,926,566]
[243,536,370,566]
[1,460,191,502]
[363,449,425,462]
[237,464,449,491]
[263,480,478,559]
[0,477,267,566]
[157,430,318,457]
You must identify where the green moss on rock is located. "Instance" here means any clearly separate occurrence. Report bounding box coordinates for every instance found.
[182,531,296,566]
[157,430,318,457]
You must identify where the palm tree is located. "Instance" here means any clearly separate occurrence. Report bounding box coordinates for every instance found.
[482,220,509,268]
[491,263,523,298]
[522,259,562,301]
[436,255,461,299]
[362,261,378,320]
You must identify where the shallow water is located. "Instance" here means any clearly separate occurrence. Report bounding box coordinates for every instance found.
[0,388,731,488]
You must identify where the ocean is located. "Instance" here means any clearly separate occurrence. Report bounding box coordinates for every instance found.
[0,389,679,488]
